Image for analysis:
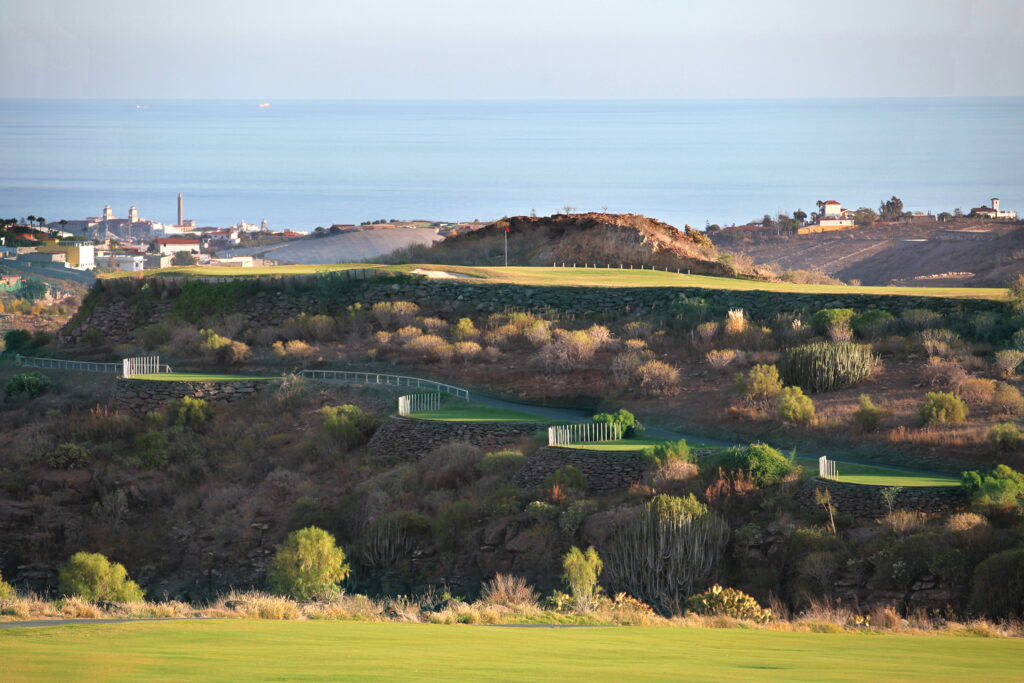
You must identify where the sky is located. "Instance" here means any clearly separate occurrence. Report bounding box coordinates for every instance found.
[1,0,1022,99]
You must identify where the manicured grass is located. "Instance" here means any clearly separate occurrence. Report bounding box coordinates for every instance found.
[795,457,960,487]
[99,264,371,279]
[129,373,276,382]
[394,265,1007,300]
[3,620,1023,681]
[410,402,552,423]
[566,437,672,452]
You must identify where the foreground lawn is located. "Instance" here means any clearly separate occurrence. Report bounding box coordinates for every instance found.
[795,457,960,487]
[2,620,1022,681]
[100,264,370,279]
[410,402,552,423]
[129,373,276,382]
[566,437,672,452]
[396,265,1008,300]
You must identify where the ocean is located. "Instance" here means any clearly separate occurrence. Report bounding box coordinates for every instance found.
[0,98,1021,231]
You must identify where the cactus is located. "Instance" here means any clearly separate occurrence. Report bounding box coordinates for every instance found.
[779,341,877,393]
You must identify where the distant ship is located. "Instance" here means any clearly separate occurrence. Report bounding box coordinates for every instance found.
[257,103,271,108]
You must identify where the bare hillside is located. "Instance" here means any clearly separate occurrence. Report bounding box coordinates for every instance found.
[385,213,754,277]
[712,220,1024,286]
[221,228,444,264]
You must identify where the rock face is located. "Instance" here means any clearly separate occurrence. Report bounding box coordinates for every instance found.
[114,378,268,415]
[512,446,648,493]
[367,416,541,461]
[795,477,967,520]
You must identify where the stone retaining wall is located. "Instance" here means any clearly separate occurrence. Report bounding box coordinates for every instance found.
[512,446,648,493]
[114,378,268,415]
[795,477,967,520]
[367,416,542,461]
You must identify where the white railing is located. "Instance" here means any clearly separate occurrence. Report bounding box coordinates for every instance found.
[819,455,838,480]
[300,369,470,400]
[122,356,172,378]
[398,392,443,417]
[15,354,122,373]
[549,422,622,446]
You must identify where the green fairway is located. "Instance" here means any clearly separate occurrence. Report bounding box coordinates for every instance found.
[410,401,552,423]
[396,265,1007,300]
[129,373,276,382]
[795,457,960,487]
[565,437,673,452]
[2,620,1023,681]
[100,264,371,279]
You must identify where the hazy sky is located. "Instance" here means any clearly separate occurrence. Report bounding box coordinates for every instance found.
[2,0,1022,99]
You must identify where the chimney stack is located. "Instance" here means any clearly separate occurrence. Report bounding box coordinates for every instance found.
[178,193,183,226]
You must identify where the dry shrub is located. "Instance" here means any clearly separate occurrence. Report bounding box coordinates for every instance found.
[539,329,599,370]
[624,338,648,351]
[994,349,1024,378]
[480,573,538,607]
[419,317,448,333]
[420,442,483,491]
[827,323,853,343]
[868,604,903,630]
[647,460,698,494]
[212,590,301,620]
[609,350,653,384]
[587,324,615,348]
[375,331,392,345]
[992,382,1024,415]
[405,334,454,363]
[945,512,992,548]
[395,326,423,343]
[523,321,552,346]
[724,309,746,336]
[623,321,653,340]
[454,341,482,362]
[694,321,719,348]
[371,301,419,329]
[482,346,501,362]
[958,377,996,406]
[705,467,759,505]
[706,349,740,369]
[921,356,968,391]
[884,509,927,537]
[635,360,680,396]
[168,325,201,354]
[272,339,315,359]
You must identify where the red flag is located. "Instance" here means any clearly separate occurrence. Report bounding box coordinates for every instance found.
[504,225,510,233]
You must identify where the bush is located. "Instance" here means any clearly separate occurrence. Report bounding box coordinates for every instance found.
[452,317,478,341]
[992,382,1024,415]
[141,323,172,350]
[562,546,603,611]
[960,464,1024,508]
[901,308,942,331]
[722,443,793,487]
[958,377,996,405]
[705,349,739,369]
[988,423,1024,452]
[47,442,91,469]
[777,386,815,424]
[734,364,783,406]
[918,391,968,425]
[971,548,1024,619]
[166,396,212,430]
[404,334,454,363]
[640,440,690,468]
[593,408,643,437]
[4,371,53,401]
[433,499,477,551]
[559,500,598,536]
[685,585,772,623]
[199,328,250,365]
[853,394,886,432]
[635,360,680,396]
[480,573,538,607]
[811,308,855,335]
[851,310,895,339]
[58,552,144,602]
[272,339,315,358]
[543,466,587,492]
[454,341,482,362]
[921,356,968,391]
[2,328,32,354]
[268,526,351,601]
[778,342,877,393]
[360,511,431,569]
[0,571,13,600]
[371,301,419,329]
[320,404,380,449]
[994,349,1024,377]
[527,500,560,523]
[476,450,526,475]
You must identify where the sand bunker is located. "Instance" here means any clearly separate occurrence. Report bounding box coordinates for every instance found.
[411,268,474,280]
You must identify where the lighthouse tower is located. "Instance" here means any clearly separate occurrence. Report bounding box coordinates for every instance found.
[177,193,184,227]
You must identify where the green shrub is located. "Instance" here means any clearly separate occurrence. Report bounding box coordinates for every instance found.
[476,450,527,475]
[778,342,877,393]
[686,585,772,623]
[133,430,170,469]
[960,464,1024,508]
[167,396,212,430]
[433,499,477,551]
[559,500,598,535]
[58,552,144,602]
[0,571,12,599]
[593,408,644,437]
[47,442,91,470]
[811,308,855,334]
[542,465,587,492]
[851,310,895,339]
[140,323,172,350]
[988,423,1024,453]
[777,386,815,424]
[734,364,783,405]
[919,391,968,425]
[901,308,942,331]
[971,547,1024,619]
[722,443,793,487]
[2,328,32,354]
[268,526,351,601]
[527,500,560,524]
[4,371,53,401]
[199,328,251,365]
[320,404,380,448]
[853,394,886,432]
[640,440,690,468]
[562,546,604,611]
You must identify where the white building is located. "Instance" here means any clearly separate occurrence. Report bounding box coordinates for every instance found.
[972,198,1017,220]
[110,254,145,272]
[155,238,201,255]
[817,200,854,228]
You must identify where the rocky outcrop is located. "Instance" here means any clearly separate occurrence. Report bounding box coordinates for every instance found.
[367,416,542,461]
[512,446,648,493]
[113,378,269,415]
[796,477,967,520]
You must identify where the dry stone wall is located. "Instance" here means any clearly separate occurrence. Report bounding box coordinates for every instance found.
[795,477,967,520]
[114,378,268,415]
[367,416,542,462]
[512,446,648,493]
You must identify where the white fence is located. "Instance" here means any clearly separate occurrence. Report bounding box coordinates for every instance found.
[16,354,122,373]
[398,392,443,417]
[548,422,623,446]
[122,356,172,378]
[300,369,470,400]
[818,456,838,480]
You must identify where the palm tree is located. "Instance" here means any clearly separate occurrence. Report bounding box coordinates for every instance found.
[36,217,46,228]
